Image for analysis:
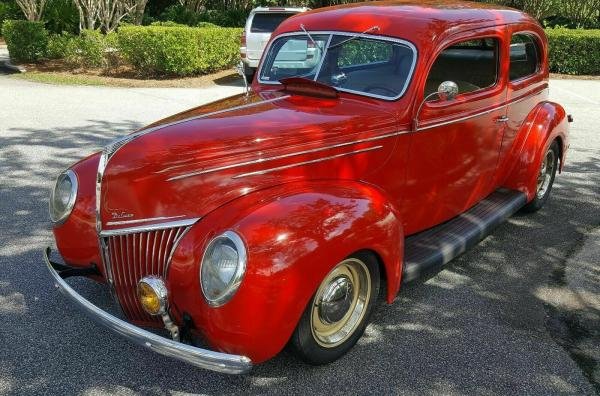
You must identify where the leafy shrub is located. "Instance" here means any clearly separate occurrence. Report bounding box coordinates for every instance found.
[158,4,201,26]
[157,5,247,28]
[196,27,242,72]
[150,20,187,27]
[546,28,600,75]
[198,9,247,27]
[47,33,73,59]
[117,25,242,76]
[65,30,107,68]
[2,20,48,62]
[197,21,219,28]
[44,0,79,34]
[0,1,22,36]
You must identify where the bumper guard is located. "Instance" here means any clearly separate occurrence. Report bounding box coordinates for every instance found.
[44,247,252,374]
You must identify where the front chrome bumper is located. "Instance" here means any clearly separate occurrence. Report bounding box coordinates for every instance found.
[44,247,252,374]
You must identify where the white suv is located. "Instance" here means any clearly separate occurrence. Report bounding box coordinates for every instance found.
[240,7,310,80]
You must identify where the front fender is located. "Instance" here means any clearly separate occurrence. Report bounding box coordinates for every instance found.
[501,101,569,201]
[52,152,105,279]
[167,180,403,363]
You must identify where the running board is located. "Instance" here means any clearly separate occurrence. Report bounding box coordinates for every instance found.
[402,189,527,283]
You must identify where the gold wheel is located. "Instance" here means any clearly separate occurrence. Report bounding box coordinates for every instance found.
[310,258,372,348]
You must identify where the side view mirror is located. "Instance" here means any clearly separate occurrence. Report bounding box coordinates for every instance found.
[413,80,459,131]
[235,62,250,96]
[437,81,459,101]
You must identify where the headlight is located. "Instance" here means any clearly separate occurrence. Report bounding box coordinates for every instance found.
[49,169,78,224]
[200,231,247,307]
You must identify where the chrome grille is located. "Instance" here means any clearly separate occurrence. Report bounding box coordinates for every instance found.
[101,226,189,323]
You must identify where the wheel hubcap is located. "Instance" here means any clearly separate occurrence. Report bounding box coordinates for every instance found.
[311,258,371,348]
[536,149,556,199]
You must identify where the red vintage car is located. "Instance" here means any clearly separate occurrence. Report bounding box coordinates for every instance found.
[45,0,571,374]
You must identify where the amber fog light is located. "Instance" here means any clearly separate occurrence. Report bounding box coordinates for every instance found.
[137,277,168,316]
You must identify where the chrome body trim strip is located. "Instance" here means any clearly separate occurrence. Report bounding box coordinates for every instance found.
[106,215,186,226]
[232,145,383,179]
[44,248,252,374]
[96,151,107,233]
[167,130,410,181]
[100,218,200,237]
[258,30,418,102]
[416,92,539,132]
[165,226,192,277]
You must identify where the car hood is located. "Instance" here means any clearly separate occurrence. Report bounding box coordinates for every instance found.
[99,91,398,231]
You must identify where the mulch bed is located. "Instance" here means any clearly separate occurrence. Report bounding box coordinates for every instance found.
[15,59,242,88]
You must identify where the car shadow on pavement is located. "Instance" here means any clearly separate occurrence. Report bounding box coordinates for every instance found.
[213,75,246,88]
[0,124,598,394]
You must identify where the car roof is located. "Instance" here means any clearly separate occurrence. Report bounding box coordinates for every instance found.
[274,0,538,46]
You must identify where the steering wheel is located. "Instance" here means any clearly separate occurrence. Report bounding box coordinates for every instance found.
[364,85,397,96]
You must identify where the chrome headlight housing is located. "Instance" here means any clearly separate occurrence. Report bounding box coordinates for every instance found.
[49,169,78,224]
[200,231,247,307]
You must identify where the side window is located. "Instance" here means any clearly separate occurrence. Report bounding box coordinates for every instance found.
[510,33,541,81]
[425,38,499,99]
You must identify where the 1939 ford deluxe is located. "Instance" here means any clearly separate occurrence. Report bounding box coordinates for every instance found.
[45,0,571,374]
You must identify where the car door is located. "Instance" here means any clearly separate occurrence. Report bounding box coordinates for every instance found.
[493,27,548,185]
[402,33,508,235]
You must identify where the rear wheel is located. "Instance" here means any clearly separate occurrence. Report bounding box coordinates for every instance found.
[290,252,380,365]
[521,140,559,213]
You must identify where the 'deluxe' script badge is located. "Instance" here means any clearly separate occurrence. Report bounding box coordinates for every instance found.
[111,211,134,220]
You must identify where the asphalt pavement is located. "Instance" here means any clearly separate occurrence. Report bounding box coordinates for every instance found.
[0,75,598,395]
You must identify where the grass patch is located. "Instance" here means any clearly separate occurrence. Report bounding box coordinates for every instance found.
[13,71,110,86]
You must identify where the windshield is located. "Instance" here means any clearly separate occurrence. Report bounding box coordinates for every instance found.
[259,33,416,100]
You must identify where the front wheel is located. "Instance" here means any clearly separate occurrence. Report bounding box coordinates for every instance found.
[521,140,559,213]
[289,252,380,365]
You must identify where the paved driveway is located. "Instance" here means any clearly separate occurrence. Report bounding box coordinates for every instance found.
[0,76,598,395]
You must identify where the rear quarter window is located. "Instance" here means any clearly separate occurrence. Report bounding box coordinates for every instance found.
[250,13,294,33]
[510,33,541,81]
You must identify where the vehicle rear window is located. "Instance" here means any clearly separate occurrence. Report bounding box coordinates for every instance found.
[510,33,541,81]
[425,38,499,98]
[250,13,294,33]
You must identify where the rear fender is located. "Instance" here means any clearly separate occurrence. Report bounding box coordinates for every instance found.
[167,180,403,362]
[501,101,569,201]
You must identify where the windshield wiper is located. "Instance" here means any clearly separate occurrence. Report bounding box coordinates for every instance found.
[328,25,380,49]
[300,24,324,52]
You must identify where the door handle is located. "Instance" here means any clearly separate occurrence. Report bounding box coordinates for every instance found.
[495,115,509,123]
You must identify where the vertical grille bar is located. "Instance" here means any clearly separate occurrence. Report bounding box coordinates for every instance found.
[101,225,189,324]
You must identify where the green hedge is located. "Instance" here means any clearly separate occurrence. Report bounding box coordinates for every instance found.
[47,30,107,68]
[117,25,241,76]
[2,20,48,62]
[0,2,22,36]
[546,28,600,75]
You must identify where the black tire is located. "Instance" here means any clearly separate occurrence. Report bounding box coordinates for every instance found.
[242,63,255,82]
[521,140,559,213]
[289,251,380,365]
